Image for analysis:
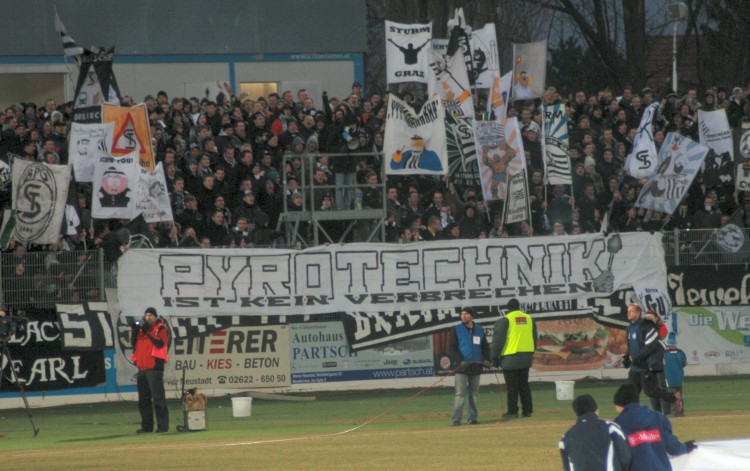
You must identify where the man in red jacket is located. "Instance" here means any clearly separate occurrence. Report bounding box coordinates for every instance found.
[131,307,170,433]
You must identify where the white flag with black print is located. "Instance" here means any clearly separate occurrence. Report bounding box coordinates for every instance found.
[698,109,735,188]
[12,159,71,245]
[134,162,174,223]
[69,122,114,182]
[469,23,500,89]
[385,20,433,84]
[625,103,660,179]
[54,10,84,58]
[384,95,447,175]
[635,133,709,215]
[542,104,573,185]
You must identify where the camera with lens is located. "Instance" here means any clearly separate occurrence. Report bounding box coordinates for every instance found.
[132,320,144,330]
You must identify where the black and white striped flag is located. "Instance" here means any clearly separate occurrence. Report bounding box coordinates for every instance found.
[54,10,83,58]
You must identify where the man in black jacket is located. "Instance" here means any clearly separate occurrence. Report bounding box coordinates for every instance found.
[559,394,631,471]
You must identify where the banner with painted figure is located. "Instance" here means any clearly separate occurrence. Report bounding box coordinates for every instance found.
[625,103,660,179]
[636,132,710,215]
[291,322,434,383]
[487,71,512,121]
[1,308,106,391]
[698,109,735,188]
[91,150,139,220]
[11,159,71,245]
[734,124,750,191]
[542,103,573,185]
[473,117,527,203]
[384,95,447,175]
[385,20,432,84]
[469,23,500,89]
[445,114,480,196]
[511,40,547,100]
[427,49,474,118]
[73,48,121,124]
[69,122,114,182]
[118,232,669,323]
[134,162,173,223]
[102,104,155,172]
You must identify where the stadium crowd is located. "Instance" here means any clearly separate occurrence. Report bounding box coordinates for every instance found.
[2,80,750,263]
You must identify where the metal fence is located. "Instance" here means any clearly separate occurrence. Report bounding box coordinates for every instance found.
[0,228,747,309]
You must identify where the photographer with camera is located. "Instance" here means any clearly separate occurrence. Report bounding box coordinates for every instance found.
[131,307,170,433]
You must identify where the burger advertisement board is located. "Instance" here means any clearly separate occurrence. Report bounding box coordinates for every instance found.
[533,316,627,371]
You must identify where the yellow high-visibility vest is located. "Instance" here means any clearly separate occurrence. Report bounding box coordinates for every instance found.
[501,310,534,355]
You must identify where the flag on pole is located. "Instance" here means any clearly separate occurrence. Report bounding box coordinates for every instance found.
[54,10,83,58]
[635,133,710,215]
[446,8,475,87]
[385,21,432,84]
[384,95,447,175]
[625,103,660,179]
[511,41,547,100]
[12,160,71,245]
[135,162,174,223]
[542,104,573,185]
[0,209,16,250]
[487,71,512,120]
[698,109,735,188]
[469,23,500,89]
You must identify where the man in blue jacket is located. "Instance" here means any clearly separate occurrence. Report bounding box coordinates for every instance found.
[449,307,490,426]
[613,383,696,471]
[622,303,683,414]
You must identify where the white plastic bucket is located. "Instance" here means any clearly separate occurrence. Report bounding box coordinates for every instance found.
[231,397,253,417]
[555,381,575,401]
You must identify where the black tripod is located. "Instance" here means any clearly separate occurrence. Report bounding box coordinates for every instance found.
[0,340,40,436]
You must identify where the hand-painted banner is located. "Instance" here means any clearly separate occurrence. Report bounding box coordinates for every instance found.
[473,117,526,202]
[385,20,432,84]
[625,103,659,179]
[446,114,480,196]
[636,132,709,215]
[291,322,434,383]
[135,162,173,223]
[91,151,139,219]
[118,232,669,320]
[542,104,573,185]
[503,170,531,225]
[427,49,474,118]
[73,48,121,123]
[69,122,114,182]
[384,95,447,175]
[511,40,547,100]
[56,302,114,351]
[102,103,155,172]
[698,109,734,188]
[469,23,500,89]
[1,308,105,391]
[12,159,71,245]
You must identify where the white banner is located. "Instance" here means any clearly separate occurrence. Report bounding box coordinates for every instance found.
[625,103,660,179]
[431,38,448,58]
[428,49,475,118]
[384,95,447,175]
[69,122,114,183]
[511,40,547,100]
[469,23,500,89]
[504,171,531,225]
[671,306,750,365]
[12,159,71,245]
[135,162,173,223]
[385,20,432,84]
[737,163,750,192]
[636,133,709,215]
[92,151,139,219]
[117,233,669,318]
[699,109,735,187]
[473,117,527,202]
[543,104,573,185]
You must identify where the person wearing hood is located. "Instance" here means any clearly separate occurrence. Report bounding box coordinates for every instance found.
[280,119,302,151]
[613,383,695,471]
